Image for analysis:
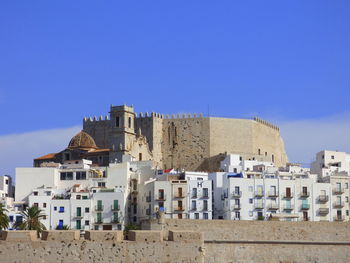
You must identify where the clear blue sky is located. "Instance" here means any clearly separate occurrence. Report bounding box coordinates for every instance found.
[0,1,349,135]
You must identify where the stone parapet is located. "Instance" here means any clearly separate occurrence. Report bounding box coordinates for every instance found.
[168,230,203,243]
[1,230,38,241]
[84,230,123,242]
[128,230,162,242]
[41,230,80,241]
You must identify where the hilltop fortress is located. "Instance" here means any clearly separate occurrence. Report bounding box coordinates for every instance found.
[81,105,287,171]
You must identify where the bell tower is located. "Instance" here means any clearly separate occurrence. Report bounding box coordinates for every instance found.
[109,105,136,162]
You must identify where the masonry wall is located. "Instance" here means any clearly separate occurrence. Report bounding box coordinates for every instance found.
[83,118,110,148]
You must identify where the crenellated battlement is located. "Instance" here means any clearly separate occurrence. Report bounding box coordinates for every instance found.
[253,117,280,131]
[136,112,204,119]
[83,115,110,123]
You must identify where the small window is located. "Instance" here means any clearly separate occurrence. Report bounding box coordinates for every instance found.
[85,220,89,226]
[331,155,335,159]
[9,216,13,222]
[128,117,131,128]
[34,203,39,207]
[82,195,88,200]
[195,213,199,219]
[203,213,208,220]
[5,179,9,185]
[43,216,47,220]
[116,117,120,127]
[258,149,261,155]
[59,207,65,213]
[265,152,267,157]
[139,153,142,161]
[76,195,81,200]
[43,203,47,208]
[54,207,57,211]
[76,171,87,180]
[85,207,90,213]
[249,198,253,204]
[33,192,38,196]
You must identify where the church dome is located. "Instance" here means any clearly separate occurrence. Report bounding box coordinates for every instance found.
[68,131,97,149]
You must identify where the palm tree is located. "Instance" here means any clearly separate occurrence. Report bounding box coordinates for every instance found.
[14,206,46,234]
[0,203,9,230]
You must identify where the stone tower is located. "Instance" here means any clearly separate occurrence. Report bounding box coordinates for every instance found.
[108,105,136,162]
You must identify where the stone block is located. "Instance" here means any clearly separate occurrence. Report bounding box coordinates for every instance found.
[168,230,203,243]
[1,231,38,241]
[85,231,124,242]
[41,230,80,241]
[128,230,162,242]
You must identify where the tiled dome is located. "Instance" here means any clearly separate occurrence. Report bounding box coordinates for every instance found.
[68,131,97,149]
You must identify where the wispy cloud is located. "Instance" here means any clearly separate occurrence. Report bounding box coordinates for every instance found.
[279,112,350,166]
[0,126,81,177]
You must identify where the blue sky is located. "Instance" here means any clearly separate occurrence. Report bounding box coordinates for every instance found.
[0,1,350,175]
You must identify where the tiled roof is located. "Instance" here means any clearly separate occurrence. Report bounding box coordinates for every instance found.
[34,153,56,160]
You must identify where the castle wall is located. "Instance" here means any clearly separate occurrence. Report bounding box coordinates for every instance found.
[161,115,210,171]
[83,117,110,148]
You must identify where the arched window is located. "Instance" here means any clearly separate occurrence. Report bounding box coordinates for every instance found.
[258,149,261,155]
[115,117,120,127]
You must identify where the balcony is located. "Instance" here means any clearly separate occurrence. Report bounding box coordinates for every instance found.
[268,191,278,197]
[282,193,293,199]
[300,203,310,210]
[174,192,185,198]
[267,203,279,210]
[111,217,120,224]
[318,208,329,215]
[155,195,166,201]
[333,188,344,195]
[334,215,345,221]
[333,201,345,208]
[111,205,120,211]
[94,219,103,224]
[254,203,264,209]
[201,194,210,199]
[174,207,185,211]
[318,195,329,203]
[95,205,104,211]
[302,217,310,221]
[282,205,294,211]
[191,193,197,198]
[232,204,241,210]
[190,207,197,211]
[300,191,310,198]
[232,191,242,198]
[254,191,264,197]
[202,206,209,211]
[72,213,83,219]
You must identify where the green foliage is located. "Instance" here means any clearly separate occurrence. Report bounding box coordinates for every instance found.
[56,224,70,230]
[0,203,9,230]
[123,223,140,240]
[257,216,265,221]
[14,206,46,234]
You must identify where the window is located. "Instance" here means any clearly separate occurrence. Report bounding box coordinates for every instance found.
[203,188,209,198]
[33,191,38,196]
[346,197,349,203]
[85,207,90,213]
[34,203,38,207]
[9,216,13,222]
[331,155,335,159]
[203,213,208,220]
[58,220,64,229]
[5,179,8,185]
[76,195,81,200]
[195,213,199,219]
[249,198,253,204]
[235,211,240,219]
[43,203,47,208]
[16,216,23,223]
[128,117,131,128]
[98,182,106,188]
[233,168,237,173]
[85,220,89,226]
[272,154,274,163]
[265,152,267,156]
[192,188,197,198]
[59,207,65,213]
[54,207,57,211]
[258,149,261,155]
[248,186,253,192]
[63,152,71,161]
[115,117,120,127]
[158,202,164,209]
[347,210,349,216]
[203,200,208,210]
[345,183,349,189]
[76,171,87,180]
[60,172,73,180]
[139,153,142,161]
[43,216,46,220]
[191,200,196,210]
[76,220,81,230]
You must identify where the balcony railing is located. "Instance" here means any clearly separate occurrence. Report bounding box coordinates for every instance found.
[232,204,241,210]
[254,191,264,197]
[72,213,83,219]
[94,219,103,224]
[318,195,329,203]
[191,193,197,198]
[302,217,310,221]
[111,217,120,224]
[155,194,166,201]
[333,188,344,195]
[202,206,209,211]
[232,191,242,198]
[333,201,345,208]
[282,193,293,199]
[268,203,279,210]
[111,205,120,211]
[268,191,278,197]
[254,203,264,209]
[174,207,185,211]
[95,205,104,211]
[201,194,210,199]
[318,208,329,215]
[282,205,294,211]
[174,193,185,198]
[190,207,197,211]
[300,191,310,198]
[334,215,345,221]
[300,203,310,210]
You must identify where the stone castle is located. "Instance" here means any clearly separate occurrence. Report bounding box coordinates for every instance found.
[80,104,288,171]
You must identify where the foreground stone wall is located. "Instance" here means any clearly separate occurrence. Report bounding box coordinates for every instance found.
[1,226,350,263]
[143,218,350,241]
